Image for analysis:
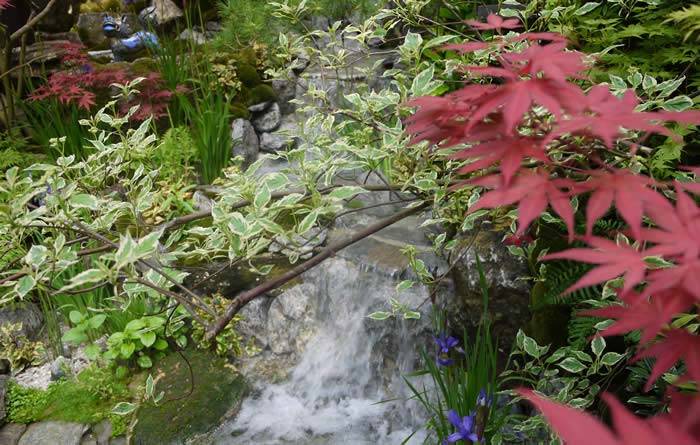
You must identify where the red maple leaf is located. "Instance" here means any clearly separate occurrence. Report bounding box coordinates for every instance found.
[469,171,575,240]
[633,329,700,391]
[520,389,699,445]
[466,14,521,31]
[452,136,549,185]
[642,187,700,262]
[543,236,647,295]
[501,42,588,82]
[442,41,490,53]
[575,170,661,239]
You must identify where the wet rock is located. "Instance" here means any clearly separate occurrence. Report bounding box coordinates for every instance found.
[132,350,246,445]
[87,50,114,63]
[192,191,213,213]
[237,296,275,352]
[36,0,81,33]
[247,101,272,113]
[177,29,206,45]
[17,421,88,445]
[79,432,97,445]
[90,419,112,445]
[139,0,184,29]
[272,74,298,115]
[289,55,310,74]
[251,102,282,133]
[230,118,259,169]
[266,283,317,355]
[109,438,126,445]
[0,423,27,445]
[0,302,43,340]
[259,120,299,153]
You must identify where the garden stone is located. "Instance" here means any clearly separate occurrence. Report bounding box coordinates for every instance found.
[230,118,259,169]
[37,0,81,33]
[77,13,121,50]
[0,375,7,425]
[87,50,114,64]
[252,102,282,133]
[0,423,27,445]
[109,438,126,445]
[91,419,112,445]
[0,302,43,340]
[192,191,213,213]
[79,432,97,445]
[139,0,184,29]
[177,29,207,45]
[272,74,298,115]
[50,356,70,381]
[259,120,301,153]
[237,296,275,352]
[289,55,310,74]
[18,421,88,445]
[247,101,272,113]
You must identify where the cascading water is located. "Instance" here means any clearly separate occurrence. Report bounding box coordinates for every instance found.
[209,255,437,444]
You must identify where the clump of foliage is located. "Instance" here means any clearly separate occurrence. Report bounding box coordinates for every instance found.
[0,322,45,372]
[406,13,700,443]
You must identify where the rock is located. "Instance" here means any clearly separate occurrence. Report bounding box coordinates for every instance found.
[237,296,275,352]
[192,191,213,213]
[204,21,222,38]
[76,13,110,50]
[34,31,81,43]
[132,350,246,445]
[91,419,112,445]
[247,101,272,113]
[289,55,310,74]
[230,118,259,169]
[251,102,282,133]
[37,0,81,33]
[139,0,184,29]
[0,359,10,375]
[50,356,70,381]
[17,421,88,445]
[259,120,299,153]
[87,50,114,63]
[0,375,7,425]
[177,29,206,45]
[272,74,298,115]
[79,432,97,445]
[109,438,126,445]
[0,302,43,340]
[266,283,317,355]
[0,423,27,445]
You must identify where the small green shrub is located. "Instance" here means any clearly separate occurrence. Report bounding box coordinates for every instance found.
[6,381,50,424]
[0,323,46,372]
[154,126,197,180]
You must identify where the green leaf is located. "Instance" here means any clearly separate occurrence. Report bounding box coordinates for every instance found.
[367,311,392,321]
[523,336,542,358]
[600,351,625,366]
[591,336,606,357]
[661,95,693,112]
[62,327,88,344]
[627,72,643,88]
[135,230,162,259]
[608,74,627,90]
[642,74,658,92]
[228,212,248,236]
[112,402,137,415]
[403,311,421,320]
[84,344,101,360]
[61,269,107,291]
[411,65,439,96]
[396,280,414,292]
[137,355,153,368]
[575,2,600,15]
[25,245,49,268]
[558,357,586,373]
[254,185,272,208]
[115,234,138,269]
[15,275,36,299]
[140,331,156,347]
[89,314,107,329]
[656,77,684,98]
[176,335,188,349]
[125,318,146,332]
[70,193,100,210]
[298,209,320,234]
[154,338,169,351]
[120,342,136,358]
[145,374,154,397]
[69,310,84,324]
[423,34,457,50]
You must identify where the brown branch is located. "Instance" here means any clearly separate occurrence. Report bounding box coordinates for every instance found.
[10,0,58,42]
[204,201,430,340]
[125,277,207,326]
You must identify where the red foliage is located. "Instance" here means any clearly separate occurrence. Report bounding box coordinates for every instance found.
[0,0,11,10]
[406,14,700,445]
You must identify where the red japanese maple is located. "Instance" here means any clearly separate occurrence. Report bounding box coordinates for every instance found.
[407,13,700,445]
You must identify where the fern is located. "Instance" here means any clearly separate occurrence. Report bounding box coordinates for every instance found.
[535,261,601,310]
[666,5,700,41]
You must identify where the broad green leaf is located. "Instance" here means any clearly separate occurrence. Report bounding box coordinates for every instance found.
[662,95,693,112]
[70,193,100,210]
[575,2,600,15]
[25,245,49,268]
[423,34,457,50]
[136,230,162,259]
[140,331,156,347]
[403,311,421,320]
[523,336,542,358]
[112,402,137,415]
[591,336,606,357]
[84,344,101,360]
[558,357,586,373]
[656,77,684,98]
[154,338,169,351]
[61,269,107,291]
[254,185,272,208]
[62,327,88,344]
[608,74,627,90]
[145,374,154,397]
[642,74,657,92]
[411,66,438,96]
[69,310,84,324]
[600,351,625,366]
[120,342,136,358]
[138,355,153,368]
[298,209,320,234]
[125,318,146,332]
[327,186,365,200]
[228,212,248,236]
[396,280,414,292]
[367,311,392,321]
[115,234,138,269]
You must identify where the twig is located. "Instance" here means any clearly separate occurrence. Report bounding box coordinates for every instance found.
[10,0,58,42]
[205,201,430,340]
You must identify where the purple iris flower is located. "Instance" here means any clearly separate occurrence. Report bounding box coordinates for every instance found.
[437,356,454,367]
[477,389,493,407]
[435,334,459,354]
[445,410,480,443]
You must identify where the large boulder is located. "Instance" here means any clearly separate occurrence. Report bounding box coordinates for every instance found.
[272,74,298,115]
[17,421,88,445]
[266,283,317,356]
[230,118,259,169]
[251,102,282,133]
[0,423,27,445]
[36,0,81,33]
[138,0,184,29]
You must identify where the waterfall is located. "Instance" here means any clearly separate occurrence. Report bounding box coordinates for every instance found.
[209,255,436,444]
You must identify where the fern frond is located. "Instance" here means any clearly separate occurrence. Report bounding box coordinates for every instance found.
[666,5,700,41]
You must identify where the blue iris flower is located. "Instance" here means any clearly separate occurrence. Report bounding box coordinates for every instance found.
[445,410,480,443]
[434,333,459,367]
[477,389,493,407]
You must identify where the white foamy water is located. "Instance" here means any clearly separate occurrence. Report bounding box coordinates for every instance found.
[210,257,432,444]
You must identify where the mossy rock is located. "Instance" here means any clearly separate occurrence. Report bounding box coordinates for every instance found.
[236,63,261,88]
[132,349,246,445]
[129,57,159,75]
[525,282,571,349]
[248,84,276,105]
[229,103,250,120]
[236,48,258,67]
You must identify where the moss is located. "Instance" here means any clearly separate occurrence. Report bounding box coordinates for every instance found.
[236,63,262,88]
[248,84,277,105]
[229,103,250,120]
[525,281,571,349]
